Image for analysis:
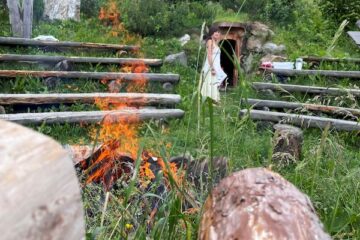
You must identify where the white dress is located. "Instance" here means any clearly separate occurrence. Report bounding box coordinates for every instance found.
[201,44,227,102]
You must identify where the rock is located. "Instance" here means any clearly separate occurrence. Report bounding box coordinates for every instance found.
[179,34,191,46]
[260,54,287,63]
[43,77,61,89]
[246,36,263,52]
[0,106,5,114]
[249,21,274,40]
[242,52,254,73]
[33,35,59,41]
[54,60,71,71]
[164,52,188,66]
[43,0,81,21]
[356,19,360,29]
[262,42,286,54]
[256,120,275,131]
[272,124,303,166]
[162,82,174,92]
[199,168,331,240]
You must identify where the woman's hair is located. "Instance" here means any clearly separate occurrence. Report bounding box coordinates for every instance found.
[203,25,220,41]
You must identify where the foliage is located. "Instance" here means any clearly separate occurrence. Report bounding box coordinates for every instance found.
[80,0,107,18]
[320,0,360,26]
[33,0,44,22]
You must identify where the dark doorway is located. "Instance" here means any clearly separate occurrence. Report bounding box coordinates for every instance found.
[220,39,236,87]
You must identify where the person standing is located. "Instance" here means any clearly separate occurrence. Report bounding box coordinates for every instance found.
[200,26,227,103]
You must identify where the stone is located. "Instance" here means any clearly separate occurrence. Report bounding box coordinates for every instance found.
[199,168,331,240]
[0,106,5,114]
[43,0,81,21]
[260,54,287,63]
[162,82,174,92]
[262,42,286,54]
[186,157,228,185]
[43,77,61,89]
[164,51,188,66]
[33,35,59,41]
[179,34,191,46]
[54,60,71,71]
[356,20,360,29]
[246,36,263,52]
[241,52,254,73]
[272,124,303,166]
[249,21,274,40]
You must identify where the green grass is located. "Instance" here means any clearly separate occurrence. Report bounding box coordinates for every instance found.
[0,4,360,239]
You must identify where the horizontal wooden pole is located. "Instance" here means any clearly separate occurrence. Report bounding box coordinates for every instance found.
[0,54,162,67]
[0,108,185,125]
[244,98,360,117]
[252,82,360,97]
[0,93,181,105]
[301,56,360,64]
[264,68,360,79]
[0,37,139,52]
[0,70,180,83]
[239,109,360,132]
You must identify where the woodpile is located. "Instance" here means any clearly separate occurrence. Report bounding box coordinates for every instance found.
[0,120,85,239]
[199,168,331,240]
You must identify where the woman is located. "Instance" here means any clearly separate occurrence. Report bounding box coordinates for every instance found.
[200,26,227,103]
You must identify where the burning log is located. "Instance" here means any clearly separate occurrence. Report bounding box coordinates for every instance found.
[0,36,139,52]
[0,120,84,239]
[239,109,360,132]
[244,98,360,118]
[263,68,360,79]
[0,54,163,67]
[0,93,181,106]
[0,70,180,83]
[252,82,360,97]
[0,108,185,125]
[199,168,331,240]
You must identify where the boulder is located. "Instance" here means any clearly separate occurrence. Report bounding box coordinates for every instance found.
[260,54,287,63]
[199,168,331,240]
[272,124,303,166]
[249,22,274,40]
[262,42,286,54]
[246,36,263,52]
[179,34,191,46]
[164,51,188,66]
[43,0,81,21]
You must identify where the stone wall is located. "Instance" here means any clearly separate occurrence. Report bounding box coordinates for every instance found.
[43,0,80,21]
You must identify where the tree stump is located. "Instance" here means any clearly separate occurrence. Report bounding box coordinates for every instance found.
[199,168,331,240]
[272,124,303,166]
[0,120,85,240]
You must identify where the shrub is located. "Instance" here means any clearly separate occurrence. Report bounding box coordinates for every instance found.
[320,0,360,26]
[81,0,107,18]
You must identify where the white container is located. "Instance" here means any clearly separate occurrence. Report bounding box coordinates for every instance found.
[295,58,303,70]
[272,62,294,70]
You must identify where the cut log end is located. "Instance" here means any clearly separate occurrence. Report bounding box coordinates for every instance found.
[199,168,331,240]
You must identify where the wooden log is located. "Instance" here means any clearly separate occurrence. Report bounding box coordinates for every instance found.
[0,108,185,125]
[239,109,360,132]
[263,68,360,79]
[252,82,360,97]
[0,36,140,52]
[0,54,163,67]
[301,56,360,64]
[0,120,85,239]
[0,93,181,105]
[23,0,33,38]
[199,168,331,240]
[245,98,360,117]
[0,70,180,83]
[7,0,23,37]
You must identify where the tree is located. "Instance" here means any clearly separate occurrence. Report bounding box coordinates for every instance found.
[7,0,34,38]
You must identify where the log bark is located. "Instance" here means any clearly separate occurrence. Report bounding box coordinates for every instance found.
[239,109,360,132]
[0,37,140,52]
[6,0,23,37]
[0,54,163,67]
[245,98,360,117]
[22,0,33,38]
[0,120,85,239]
[0,108,185,125]
[199,168,331,240]
[0,70,180,83]
[263,68,360,79]
[301,56,360,64]
[0,93,181,105]
[252,82,360,97]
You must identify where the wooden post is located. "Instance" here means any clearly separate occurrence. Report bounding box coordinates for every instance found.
[0,120,85,239]
[22,0,33,38]
[6,0,23,37]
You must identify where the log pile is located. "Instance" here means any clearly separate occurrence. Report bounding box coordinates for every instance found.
[199,168,331,240]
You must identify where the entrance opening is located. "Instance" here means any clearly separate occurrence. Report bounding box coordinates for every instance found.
[220,39,236,87]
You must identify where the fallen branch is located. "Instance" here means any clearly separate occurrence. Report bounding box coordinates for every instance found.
[0,54,162,67]
[252,82,360,97]
[0,36,139,52]
[245,98,360,117]
[239,109,360,131]
[0,93,181,106]
[263,68,360,79]
[0,108,185,125]
[0,70,180,83]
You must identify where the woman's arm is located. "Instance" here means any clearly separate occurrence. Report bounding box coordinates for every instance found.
[206,40,216,75]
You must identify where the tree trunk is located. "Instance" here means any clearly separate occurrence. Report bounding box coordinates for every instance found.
[7,0,23,37]
[22,0,33,38]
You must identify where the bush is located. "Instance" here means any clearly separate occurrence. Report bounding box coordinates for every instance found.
[320,0,360,26]
[81,0,107,18]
